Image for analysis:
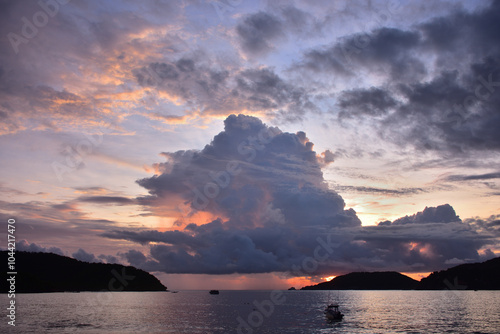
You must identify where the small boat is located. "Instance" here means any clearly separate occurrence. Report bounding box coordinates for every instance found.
[324,304,344,321]
[209,290,219,294]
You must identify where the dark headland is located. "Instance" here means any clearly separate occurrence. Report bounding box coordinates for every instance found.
[301,271,418,290]
[1,251,167,293]
[417,256,500,290]
[301,257,500,290]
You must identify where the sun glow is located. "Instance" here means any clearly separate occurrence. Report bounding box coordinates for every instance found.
[323,276,336,281]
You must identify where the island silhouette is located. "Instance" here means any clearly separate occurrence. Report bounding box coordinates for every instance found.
[1,251,166,293]
[301,257,500,290]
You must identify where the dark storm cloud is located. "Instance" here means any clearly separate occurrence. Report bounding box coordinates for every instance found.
[338,87,398,118]
[279,5,316,36]
[298,27,424,79]
[72,248,100,263]
[103,229,209,248]
[105,220,338,274]
[73,186,109,193]
[99,114,365,274]
[293,1,500,154]
[16,240,64,256]
[236,11,284,56]
[389,204,460,225]
[14,239,119,265]
[335,185,425,196]
[444,172,500,182]
[235,68,315,120]
[136,114,352,227]
[235,4,322,56]
[297,2,500,80]
[419,1,500,58]
[135,59,315,120]
[51,202,78,211]
[106,203,496,275]
[387,59,500,152]
[465,214,500,238]
[100,115,496,275]
[134,55,231,112]
[354,204,496,272]
[72,248,120,264]
[78,196,136,205]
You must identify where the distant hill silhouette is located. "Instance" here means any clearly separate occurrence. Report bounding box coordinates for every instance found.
[301,271,418,290]
[417,257,500,290]
[1,251,167,293]
[301,257,500,290]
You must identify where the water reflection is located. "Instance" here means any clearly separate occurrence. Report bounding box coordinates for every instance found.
[1,290,498,333]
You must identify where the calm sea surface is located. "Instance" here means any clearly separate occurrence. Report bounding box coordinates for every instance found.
[1,290,499,333]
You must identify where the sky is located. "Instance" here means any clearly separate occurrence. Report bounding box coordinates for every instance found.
[0,0,499,290]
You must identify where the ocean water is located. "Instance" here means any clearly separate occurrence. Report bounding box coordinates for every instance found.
[1,290,499,333]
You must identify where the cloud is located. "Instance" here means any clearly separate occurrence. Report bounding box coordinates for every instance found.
[354,204,495,272]
[389,204,460,225]
[335,185,425,196]
[136,114,357,227]
[78,196,136,205]
[72,248,100,263]
[298,27,423,79]
[120,249,148,268]
[16,240,64,256]
[419,1,500,60]
[287,2,500,154]
[107,203,496,275]
[101,115,497,276]
[0,199,122,253]
[464,214,500,238]
[444,172,500,182]
[72,248,119,264]
[0,183,29,196]
[97,254,119,264]
[0,0,192,134]
[337,87,398,118]
[135,58,316,121]
[236,11,284,57]
[102,114,363,274]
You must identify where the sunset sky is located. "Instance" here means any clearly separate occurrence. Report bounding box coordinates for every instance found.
[1,0,499,290]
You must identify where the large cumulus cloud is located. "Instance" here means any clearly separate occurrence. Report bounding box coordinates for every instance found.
[102,115,496,276]
[135,114,356,229]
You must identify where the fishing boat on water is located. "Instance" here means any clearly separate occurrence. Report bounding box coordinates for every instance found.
[324,304,344,321]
